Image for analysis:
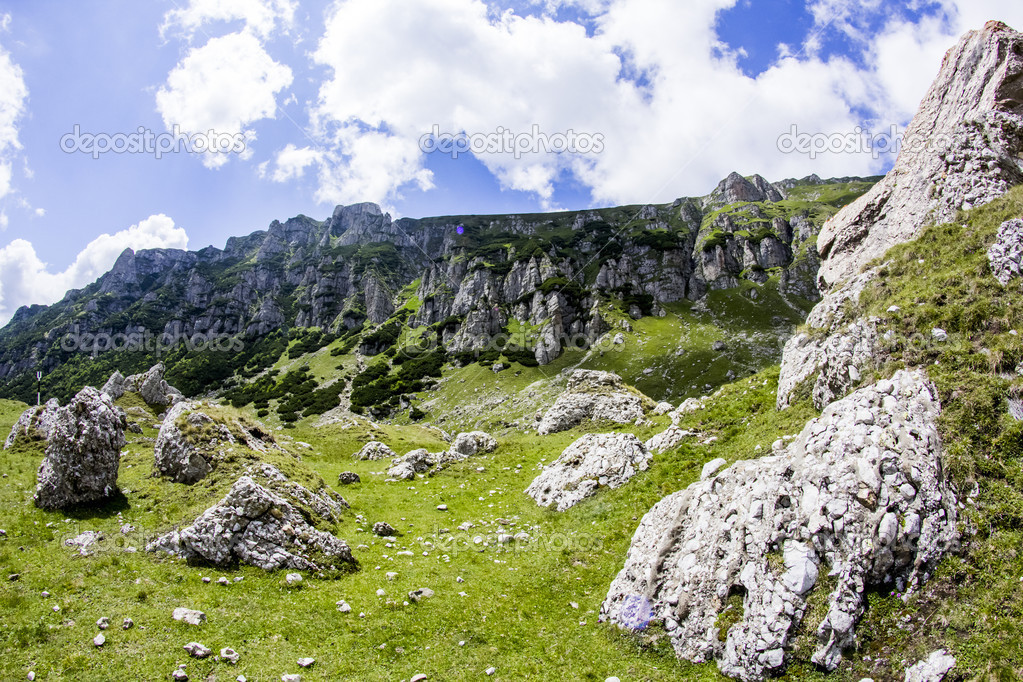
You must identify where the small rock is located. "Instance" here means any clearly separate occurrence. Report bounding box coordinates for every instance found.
[411,675,428,682]
[96,617,110,630]
[297,657,315,668]
[386,572,398,581]
[336,600,352,613]
[436,504,448,511]
[372,522,397,537]
[931,328,949,342]
[281,675,302,682]
[337,472,361,485]
[700,458,728,480]
[8,573,19,581]
[93,633,105,647]
[221,647,240,664]
[485,667,496,676]
[183,642,212,659]
[172,607,206,626]
[172,670,188,681]
[285,573,303,585]
[202,577,211,584]
[122,618,134,630]
[218,577,229,586]
[27,673,36,681]
[376,588,386,597]
[408,587,435,602]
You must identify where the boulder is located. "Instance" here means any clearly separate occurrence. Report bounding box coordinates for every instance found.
[387,448,437,480]
[526,433,652,511]
[904,649,956,682]
[34,387,126,511]
[817,22,1023,288]
[449,431,498,458]
[337,472,361,485]
[988,218,1023,285]
[148,464,353,572]
[537,371,647,435]
[4,398,61,450]
[645,425,696,453]
[353,441,396,461]
[601,370,958,681]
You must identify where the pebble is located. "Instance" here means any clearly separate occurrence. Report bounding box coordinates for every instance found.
[97,617,110,630]
[184,642,212,659]
[171,670,188,681]
[411,675,428,682]
[485,667,496,676]
[202,577,211,584]
[93,634,105,647]
[172,607,206,626]
[221,647,240,663]
[436,504,448,511]
[297,657,315,668]
[27,673,35,681]
[281,675,302,682]
[218,577,230,586]
[336,600,352,613]
[122,618,134,630]
[386,572,398,581]
[456,576,464,583]
[285,573,303,585]
[376,589,386,597]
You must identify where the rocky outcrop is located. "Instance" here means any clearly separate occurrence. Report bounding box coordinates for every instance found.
[154,402,278,484]
[34,387,126,510]
[645,425,696,453]
[147,464,353,572]
[817,22,1023,288]
[102,363,183,405]
[4,398,60,449]
[777,269,881,410]
[537,370,648,435]
[601,370,957,681]
[387,448,438,480]
[526,433,652,511]
[352,441,396,461]
[988,217,1023,285]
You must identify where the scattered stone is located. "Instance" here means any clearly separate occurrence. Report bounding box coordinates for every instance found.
[218,577,229,586]
[286,573,303,585]
[537,371,647,435]
[436,504,448,511]
[526,433,652,511]
[171,670,188,681]
[449,431,498,458]
[183,642,212,659]
[65,530,103,556]
[989,218,1023,285]
[337,472,361,485]
[93,633,105,647]
[411,675,428,682]
[931,328,949,342]
[96,617,109,630]
[122,618,133,630]
[485,667,496,676]
[373,522,398,537]
[386,572,398,581]
[602,370,958,680]
[408,588,435,602]
[904,650,956,682]
[172,607,206,626]
[336,600,352,613]
[281,675,302,682]
[712,340,727,352]
[297,658,315,668]
[34,387,125,511]
[7,573,17,581]
[148,465,353,572]
[700,458,728,480]
[221,647,240,664]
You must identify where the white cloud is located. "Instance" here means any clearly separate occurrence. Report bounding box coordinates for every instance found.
[0,35,27,201]
[156,31,293,168]
[161,0,296,39]
[0,215,188,325]
[269,143,322,182]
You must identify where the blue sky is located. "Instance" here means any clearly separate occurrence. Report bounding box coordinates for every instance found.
[0,0,1021,324]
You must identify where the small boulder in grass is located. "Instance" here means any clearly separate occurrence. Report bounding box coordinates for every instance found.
[337,472,360,485]
[172,607,206,626]
[372,522,397,537]
[285,573,303,586]
[221,647,240,664]
[184,642,212,659]
[297,658,315,668]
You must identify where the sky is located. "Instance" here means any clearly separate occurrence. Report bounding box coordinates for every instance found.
[0,0,1022,325]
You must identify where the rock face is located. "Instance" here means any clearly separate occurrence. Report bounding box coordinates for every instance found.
[526,433,652,511]
[353,441,396,461]
[988,217,1023,285]
[4,398,60,449]
[817,22,1023,288]
[601,371,958,681]
[154,402,278,484]
[537,371,647,435]
[148,464,354,572]
[34,387,126,510]
[102,363,183,405]
[777,269,883,410]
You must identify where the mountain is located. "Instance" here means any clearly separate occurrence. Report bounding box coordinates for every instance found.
[0,173,878,409]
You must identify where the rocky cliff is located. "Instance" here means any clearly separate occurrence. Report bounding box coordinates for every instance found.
[0,174,876,402]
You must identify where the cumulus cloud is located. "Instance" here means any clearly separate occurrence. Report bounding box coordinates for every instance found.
[0,215,188,325]
[161,0,296,39]
[262,0,1023,210]
[156,31,293,168]
[0,30,28,202]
